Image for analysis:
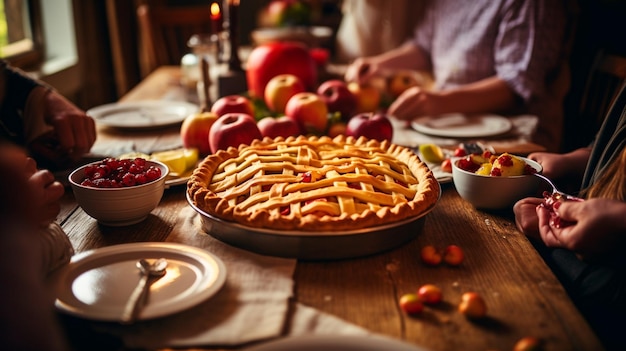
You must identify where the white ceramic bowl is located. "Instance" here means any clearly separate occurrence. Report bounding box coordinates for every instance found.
[68,160,169,226]
[451,156,543,210]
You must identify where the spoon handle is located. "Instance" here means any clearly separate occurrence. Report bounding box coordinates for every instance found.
[121,273,150,323]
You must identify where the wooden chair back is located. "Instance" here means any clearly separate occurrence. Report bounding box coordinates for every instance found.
[136,3,213,77]
[579,53,626,130]
[563,51,626,151]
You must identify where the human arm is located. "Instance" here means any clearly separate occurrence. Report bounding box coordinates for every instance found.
[344,41,430,83]
[0,143,70,351]
[20,153,65,226]
[527,148,591,185]
[536,198,626,261]
[388,76,519,121]
[0,61,96,169]
[26,86,97,169]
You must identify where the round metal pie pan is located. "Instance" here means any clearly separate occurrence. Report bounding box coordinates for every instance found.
[186,192,439,261]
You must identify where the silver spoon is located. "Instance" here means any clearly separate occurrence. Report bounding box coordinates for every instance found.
[121,258,168,324]
[533,173,582,201]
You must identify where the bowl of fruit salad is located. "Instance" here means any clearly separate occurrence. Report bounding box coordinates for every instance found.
[68,157,169,226]
[451,151,542,209]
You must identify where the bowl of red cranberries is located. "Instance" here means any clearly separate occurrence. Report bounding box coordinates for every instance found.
[68,157,169,226]
[451,151,543,210]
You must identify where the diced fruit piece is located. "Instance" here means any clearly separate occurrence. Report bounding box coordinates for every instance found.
[490,152,526,177]
[441,159,452,173]
[80,158,161,188]
[399,293,424,314]
[417,284,443,305]
[420,245,442,266]
[513,336,542,351]
[453,147,467,157]
[151,148,198,175]
[475,162,492,176]
[419,143,445,163]
[458,292,487,319]
[443,245,464,266]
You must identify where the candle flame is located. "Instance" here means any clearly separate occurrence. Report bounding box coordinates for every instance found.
[210,2,221,18]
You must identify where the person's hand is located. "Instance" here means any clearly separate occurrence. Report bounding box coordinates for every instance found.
[513,197,544,239]
[0,144,63,227]
[22,156,65,227]
[526,152,569,180]
[536,198,626,260]
[344,57,381,84]
[387,86,441,121]
[29,90,96,167]
[527,148,590,180]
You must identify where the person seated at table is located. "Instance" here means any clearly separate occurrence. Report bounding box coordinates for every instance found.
[0,60,96,170]
[344,0,574,152]
[513,82,626,351]
[334,0,424,64]
[0,142,74,351]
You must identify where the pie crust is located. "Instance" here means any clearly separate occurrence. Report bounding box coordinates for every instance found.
[187,135,440,231]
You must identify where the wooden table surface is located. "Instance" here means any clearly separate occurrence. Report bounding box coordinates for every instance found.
[57,66,604,351]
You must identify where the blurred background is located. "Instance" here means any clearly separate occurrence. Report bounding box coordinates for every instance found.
[1,0,625,152]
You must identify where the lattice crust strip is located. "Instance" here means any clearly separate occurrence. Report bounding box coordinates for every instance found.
[188,135,440,231]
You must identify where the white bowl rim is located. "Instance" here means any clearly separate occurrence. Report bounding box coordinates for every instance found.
[451,155,543,178]
[68,159,169,190]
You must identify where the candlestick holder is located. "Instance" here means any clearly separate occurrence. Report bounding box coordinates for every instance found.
[217,0,247,97]
[227,0,242,72]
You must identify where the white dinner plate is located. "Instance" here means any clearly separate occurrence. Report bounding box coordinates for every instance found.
[411,113,512,138]
[88,101,198,129]
[244,335,430,351]
[54,242,226,322]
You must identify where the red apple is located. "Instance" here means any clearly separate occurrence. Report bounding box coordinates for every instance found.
[257,115,302,139]
[246,42,317,99]
[264,74,306,114]
[180,112,219,156]
[347,82,381,113]
[458,292,487,319]
[345,112,393,142]
[417,284,443,305]
[211,95,254,117]
[420,245,442,266]
[285,92,328,134]
[443,245,464,266]
[209,113,263,153]
[316,79,357,121]
[399,293,424,314]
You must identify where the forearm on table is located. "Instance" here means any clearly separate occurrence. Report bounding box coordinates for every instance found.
[435,77,519,115]
[372,42,430,72]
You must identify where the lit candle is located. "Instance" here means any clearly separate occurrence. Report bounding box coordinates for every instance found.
[210,2,222,34]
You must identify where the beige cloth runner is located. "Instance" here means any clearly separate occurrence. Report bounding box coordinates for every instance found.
[99,207,370,350]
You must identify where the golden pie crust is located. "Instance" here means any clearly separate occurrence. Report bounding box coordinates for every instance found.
[187,135,440,231]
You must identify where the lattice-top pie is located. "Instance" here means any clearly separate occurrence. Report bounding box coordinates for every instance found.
[187,135,440,231]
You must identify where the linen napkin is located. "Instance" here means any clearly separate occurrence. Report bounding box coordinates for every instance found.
[95,207,379,350]
[99,206,296,349]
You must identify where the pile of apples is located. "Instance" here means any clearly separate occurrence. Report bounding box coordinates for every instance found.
[180,41,420,157]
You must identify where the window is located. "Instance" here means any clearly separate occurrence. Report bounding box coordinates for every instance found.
[0,0,43,68]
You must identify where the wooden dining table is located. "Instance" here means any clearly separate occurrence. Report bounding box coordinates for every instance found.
[56,66,605,351]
